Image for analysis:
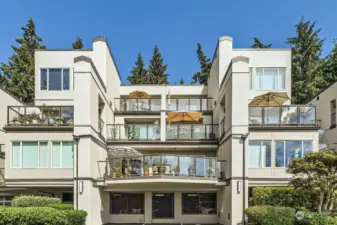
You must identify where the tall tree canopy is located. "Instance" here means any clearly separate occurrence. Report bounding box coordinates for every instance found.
[251,37,272,48]
[0,18,45,103]
[192,43,212,85]
[148,45,169,84]
[323,40,337,89]
[127,53,148,84]
[72,37,83,49]
[287,150,337,213]
[180,77,184,84]
[286,17,326,104]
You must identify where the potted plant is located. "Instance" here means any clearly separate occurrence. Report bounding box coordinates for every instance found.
[207,167,214,177]
[173,164,180,176]
[30,112,40,124]
[188,164,194,176]
[143,164,149,176]
[67,119,74,125]
[156,162,166,174]
[55,116,64,125]
[115,167,122,178]
[12,116,23,125]
[111,167,117,178]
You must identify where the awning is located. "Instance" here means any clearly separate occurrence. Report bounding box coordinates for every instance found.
[249,92,289,106]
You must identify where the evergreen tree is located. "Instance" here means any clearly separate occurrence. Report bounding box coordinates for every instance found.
[0,18,45,103]
[323,40,337,88]
[72,37,83,49]
[148,45,168,84]
[251,37,272,48]
[180,77,184,84]
[127,53,148,84]
[286,17,326,104]
[192,43,211,84]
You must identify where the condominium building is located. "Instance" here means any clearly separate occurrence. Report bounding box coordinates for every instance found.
[0,36,318,225]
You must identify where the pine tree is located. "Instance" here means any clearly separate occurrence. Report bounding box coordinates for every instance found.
[127,53,148,84]
[323,40,337,89]
[251,37,272,48]
[180,77,184,84]
[192,43,211,85]
[148,45,168,84]
[72,37,83,49]
[286,17,326,104]
[0,18,45,103]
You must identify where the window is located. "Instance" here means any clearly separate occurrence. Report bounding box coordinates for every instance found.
[248,141,271,168]
[11,142,48,168]
[275,141,313,167]
[182,193,217,214]
[110,193,144,214]
[52,142,73,168]
[40,68,70,90]
[254,68,285,90]
[152,193,174,218]
[331,99,336,128]
[0,196,13,206]
[249,67,253,89]
[61,193,73,204]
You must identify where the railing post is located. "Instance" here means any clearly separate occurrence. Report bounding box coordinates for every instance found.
[279,106,282,126]
[119,125,121,140]
[191,125,194,140]
[261,107,265,125]
[205,125,207,140]
[176,99,179,111]
[149,99,152,111]
[7,107,9,125]
[177,156,180,176]
[105,160,108,178]
[200,98,202,111]
[177,125,180,140]
[146,125,149,140]
[188,99,190,111]
[137,99,139,111]
[297,106,300,126]
[24,106,27,125]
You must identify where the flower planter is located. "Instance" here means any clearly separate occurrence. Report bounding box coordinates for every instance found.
[158,166,166,174]
[144,169,149,176]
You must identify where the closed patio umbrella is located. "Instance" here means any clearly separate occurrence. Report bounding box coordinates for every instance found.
[249,92,289,106]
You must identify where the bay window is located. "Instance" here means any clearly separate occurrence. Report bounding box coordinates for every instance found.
[11,142,48,168]
[248,141,271,168]
[52,141,74,168]
[253,67,285,90]
[40,68,70,90]
[275,140,312,167]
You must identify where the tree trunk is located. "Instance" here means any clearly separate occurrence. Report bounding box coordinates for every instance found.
[322,190,331,212]
[328,191,336,212]
[318,191,324,213]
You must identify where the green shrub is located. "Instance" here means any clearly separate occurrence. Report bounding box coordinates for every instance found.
[65,210,87,225]
[12,195,61,207]
[0,207,68,225]
[245,206,295,225]
[47,203,73,211]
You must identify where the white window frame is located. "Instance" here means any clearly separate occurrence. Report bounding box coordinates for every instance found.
[252,67,286,90]
[0,195,13,206]
[51,141,73,169]
[40,68,71,91]
[11,141,49,169]
[248,140,272,168]
[275,140,313,168]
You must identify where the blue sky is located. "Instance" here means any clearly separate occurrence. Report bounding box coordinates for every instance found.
[0,0,337,84]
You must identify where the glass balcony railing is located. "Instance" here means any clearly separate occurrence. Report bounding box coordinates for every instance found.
[114,98,161,112]
[106,124,161,141]
[98,154,225,179]
[167,98,212,111]
[249,106,316,126]
[7,106,74,126]
[166,124,219,140]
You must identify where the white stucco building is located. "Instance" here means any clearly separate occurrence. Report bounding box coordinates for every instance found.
[0,36,318,225]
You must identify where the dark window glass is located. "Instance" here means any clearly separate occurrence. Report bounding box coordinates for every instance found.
[62,193,73,203]
[63,69,70,90]
[40,69,47,90]
[110,193,144,214]
[152,193,174,218]
[49,69,62,90]
[182,193,216,214]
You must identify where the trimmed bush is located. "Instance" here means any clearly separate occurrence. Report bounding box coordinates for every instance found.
[65,210,87,225]
[245,205,295,225]
[0,207,68,225]
[295,213,337,225]
[47,203,74,211]
[12,195,61,207]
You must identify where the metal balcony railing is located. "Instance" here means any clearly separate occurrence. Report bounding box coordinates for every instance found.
[167,98,212,111]
[7,106,74,126]
[166,124,219,140]
[249,106,316,126]
[114,98,161,112]
[106,124,161,141]
[98,154,225,180]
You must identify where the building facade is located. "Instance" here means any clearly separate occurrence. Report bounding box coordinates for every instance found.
[0,36,319,225]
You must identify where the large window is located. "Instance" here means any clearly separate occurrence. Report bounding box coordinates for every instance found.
[248,141,271,168]
[275,141,312,167]
[152,193,174,218]
[40,68,70,90]
[110,193,144,214]
[11,142,48,168]
[331,99,336,128]
[0,196,13,206]
[182,193,217,214]
[253,68,285,90]
[52,142,73,168]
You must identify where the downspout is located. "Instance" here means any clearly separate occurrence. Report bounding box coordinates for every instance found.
[73,135,80,210]
[240,133,249,225]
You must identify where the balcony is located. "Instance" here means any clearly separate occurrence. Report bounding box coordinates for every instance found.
[107,124,161,141]
[114,98,161,113]
[167,98,212,112]
[166,124,218,141]
[99,154,225,181]
[7,106,74,127]
[249,106,317,128]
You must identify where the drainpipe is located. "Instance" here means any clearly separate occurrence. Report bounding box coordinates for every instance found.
[73,135,80,210]
[240,133,249,225]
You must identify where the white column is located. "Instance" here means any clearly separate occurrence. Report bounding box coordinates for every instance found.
[144,192,152,224]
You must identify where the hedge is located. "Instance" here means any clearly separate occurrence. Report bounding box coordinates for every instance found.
[65,210,88,225]
[12,195,61,207]
[295,213,337,225]
[47,203,74,211]
[245,205,295,225]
